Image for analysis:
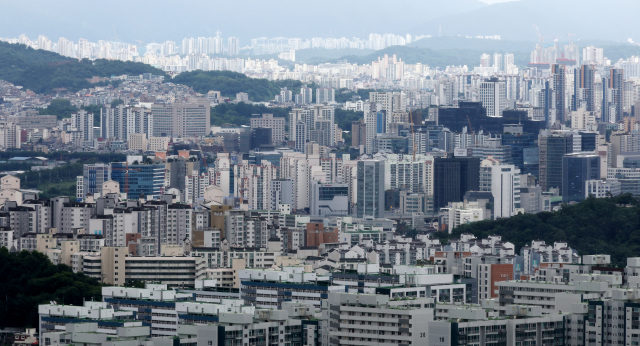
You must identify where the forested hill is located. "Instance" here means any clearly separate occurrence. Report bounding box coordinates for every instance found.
[0,248,103,329]
[449,194,640,267]
[0,41,167,94]
[172,70,306,102]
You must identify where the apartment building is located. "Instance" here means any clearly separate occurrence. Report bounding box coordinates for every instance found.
[322,292,435,346]
[240,267,346,310]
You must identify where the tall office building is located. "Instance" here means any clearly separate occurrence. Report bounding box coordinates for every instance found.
[433,157,480,211]
[610,68,624,123]
[573,64,596,112]
[151,98,210,137]
[562,153,600,203]
[356,160,385,219]
[552,64,566,124]
[480,159,521,219]
[538,131,574,192]
[479,79,507,117]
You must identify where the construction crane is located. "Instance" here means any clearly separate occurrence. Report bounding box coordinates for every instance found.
[110,161,141,197]
[533,24,543,44]
[532,24,553,45]
[465,113,477,146]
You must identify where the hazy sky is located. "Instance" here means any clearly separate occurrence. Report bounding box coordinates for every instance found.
[1,0,635,43]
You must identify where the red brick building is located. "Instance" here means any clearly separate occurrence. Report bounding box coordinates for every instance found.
[305,223,338,247]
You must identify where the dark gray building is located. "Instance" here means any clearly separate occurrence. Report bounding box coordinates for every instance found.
[356,160,385,218]
[433,157,480,211]
[538,130,575,192]
[562,152,600,203]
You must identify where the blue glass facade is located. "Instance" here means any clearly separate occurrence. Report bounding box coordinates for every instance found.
[111,163,165,199]
[376,111,385,134]
[81,164,110,202]
[502,133,536,173]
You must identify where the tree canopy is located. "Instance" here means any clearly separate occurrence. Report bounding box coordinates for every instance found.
[173,70,306,102]
[0,248,103,329]
[0,41,167,94]
[39,99,78,119]
[450,194,640,267]
[210,102,291,127]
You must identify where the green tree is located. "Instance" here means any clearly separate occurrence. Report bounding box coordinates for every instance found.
[0,41,167,94]
[111,99,124,107]
[210,103,290,127]
[39,99,78,119]
[0,248,103,329]
[173,70,305,102]
[451,194,640,266]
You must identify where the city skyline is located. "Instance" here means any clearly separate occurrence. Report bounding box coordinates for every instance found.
[3,2,640,345]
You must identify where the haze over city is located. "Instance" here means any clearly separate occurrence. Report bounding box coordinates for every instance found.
[1,1,640,346]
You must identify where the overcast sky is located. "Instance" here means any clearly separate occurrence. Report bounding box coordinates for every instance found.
[1,0,634,44]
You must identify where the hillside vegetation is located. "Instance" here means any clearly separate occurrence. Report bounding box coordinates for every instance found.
[0,41,167,94]
[172,70,306,102]
[210,102,291,126]
[0,248,103,329]
[450,194,640,267]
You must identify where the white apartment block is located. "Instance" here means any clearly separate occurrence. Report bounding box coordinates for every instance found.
[167,204,192,246]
